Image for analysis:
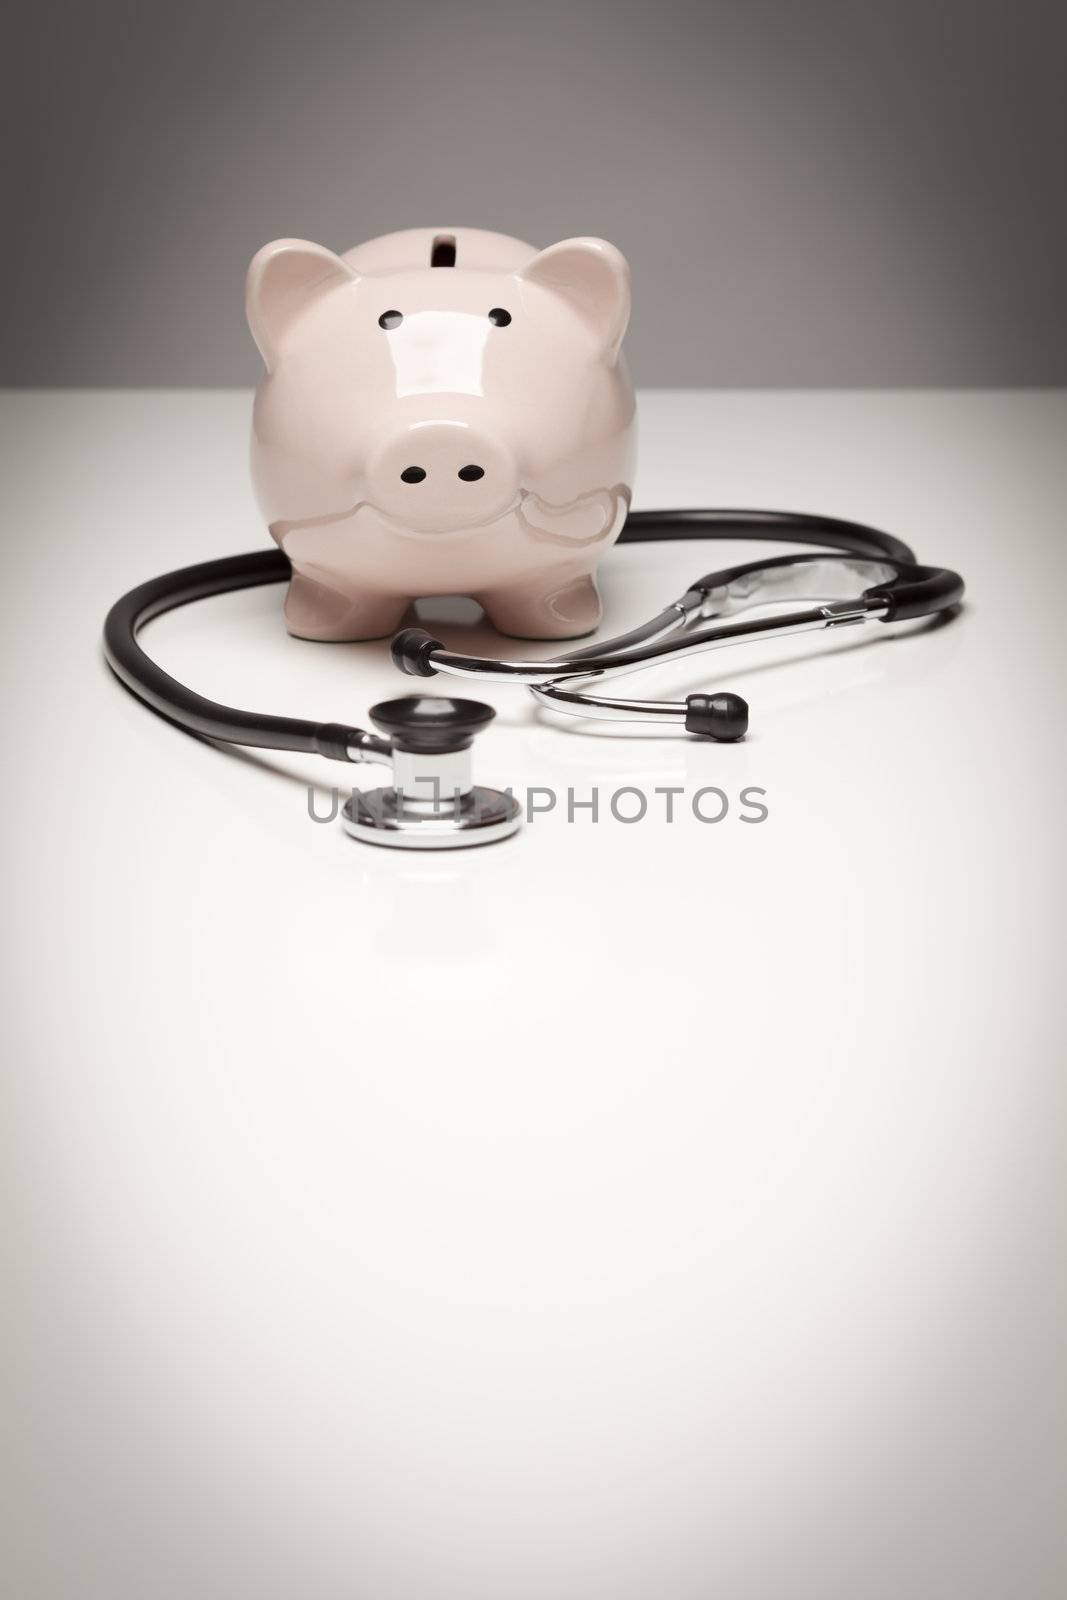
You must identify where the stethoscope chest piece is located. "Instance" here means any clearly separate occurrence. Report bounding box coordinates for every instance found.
[341,695,522,850]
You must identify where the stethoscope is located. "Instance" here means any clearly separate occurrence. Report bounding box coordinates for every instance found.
[104,509,964,849]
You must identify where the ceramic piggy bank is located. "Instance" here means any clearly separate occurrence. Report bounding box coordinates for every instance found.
[246,227,635,641]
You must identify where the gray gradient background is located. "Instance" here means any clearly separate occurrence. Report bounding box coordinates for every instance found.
[3,0,1066,386]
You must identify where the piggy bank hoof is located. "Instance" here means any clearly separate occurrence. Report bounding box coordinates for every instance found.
[285,575,410,642]
[480,575,602,640]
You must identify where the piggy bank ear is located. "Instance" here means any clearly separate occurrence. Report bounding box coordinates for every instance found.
[246,239,357,369]
[519,238,631,358]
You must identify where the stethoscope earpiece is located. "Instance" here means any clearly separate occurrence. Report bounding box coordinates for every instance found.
[391,628,444,679]
[684,692,749,741]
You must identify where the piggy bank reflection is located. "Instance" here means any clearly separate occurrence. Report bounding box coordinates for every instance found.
[247,227,636,642]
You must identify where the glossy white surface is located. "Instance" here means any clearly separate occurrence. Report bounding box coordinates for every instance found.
[2,390,1065,1600]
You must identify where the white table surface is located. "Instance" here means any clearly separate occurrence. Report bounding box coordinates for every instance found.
[3,389,1065,1599]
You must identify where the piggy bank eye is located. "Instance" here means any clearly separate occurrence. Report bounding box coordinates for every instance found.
[488,307,512,327]
[378,310,403,330]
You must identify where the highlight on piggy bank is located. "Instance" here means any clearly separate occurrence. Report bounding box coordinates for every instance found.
[246,228,635,643]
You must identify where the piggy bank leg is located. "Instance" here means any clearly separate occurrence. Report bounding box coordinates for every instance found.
[285,571,409,642]
[479,574,602,640]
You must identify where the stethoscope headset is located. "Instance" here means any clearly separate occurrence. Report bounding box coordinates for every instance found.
[104,509,964,848]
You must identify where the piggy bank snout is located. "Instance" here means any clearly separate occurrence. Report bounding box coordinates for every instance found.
[368,421,518,533]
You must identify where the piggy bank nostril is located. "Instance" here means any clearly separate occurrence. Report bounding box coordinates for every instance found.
[458,464,485,482]
[400,466,427,484]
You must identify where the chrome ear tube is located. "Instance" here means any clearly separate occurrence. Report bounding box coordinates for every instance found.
[388,552,914,734]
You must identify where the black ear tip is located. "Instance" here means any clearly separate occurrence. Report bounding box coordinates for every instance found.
[685,692,749,741]
[390,628,442,677]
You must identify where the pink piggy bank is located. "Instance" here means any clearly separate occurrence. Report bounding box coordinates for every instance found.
[246,227,635,641]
